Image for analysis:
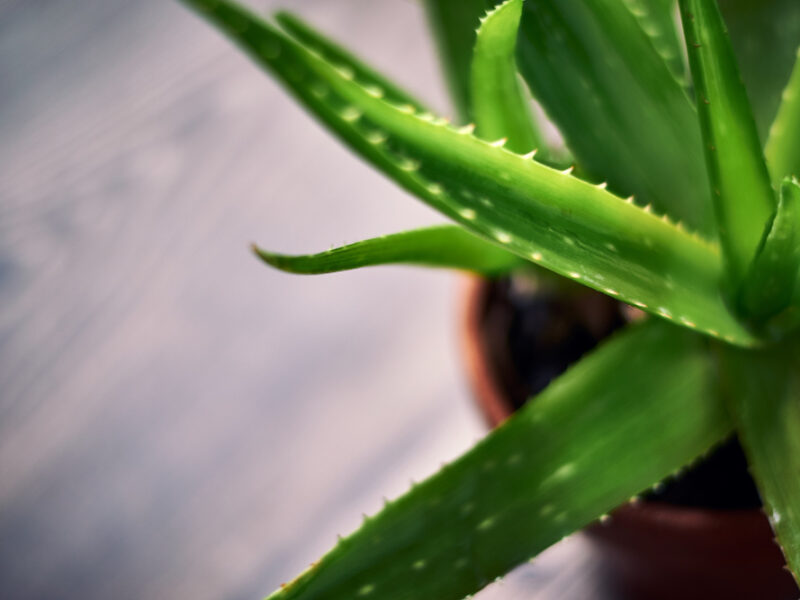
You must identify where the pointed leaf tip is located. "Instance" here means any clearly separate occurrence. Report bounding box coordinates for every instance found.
[253,226,523,277]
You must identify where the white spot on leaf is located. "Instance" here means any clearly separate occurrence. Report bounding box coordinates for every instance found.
[398,157,420,172]
[493,230,512,244]
[364,85,384,98]
[427,183,443,195]
[553,463,576,480]
[341,107,362,122]
[310,83,328,99]
[335,65,355,80]
[366,131,387,145]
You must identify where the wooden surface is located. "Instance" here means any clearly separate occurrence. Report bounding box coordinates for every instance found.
[0,1,595,598]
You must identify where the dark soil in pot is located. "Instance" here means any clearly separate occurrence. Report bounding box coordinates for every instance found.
[461,275,799,600]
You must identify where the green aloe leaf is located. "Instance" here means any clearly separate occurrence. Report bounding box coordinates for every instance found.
[516,0,714,235]
[720,340,800,585]
[470,0,543,154]
[626,0,688,86]
[422,0,496,121]
[766,47,800,184]
[719,0,800,142]
[274,11,428,114]
[181,0,760,346]
[679,0,776,287]
[739,178,800,325]
[253,225,523,277]
[267,319,730,600]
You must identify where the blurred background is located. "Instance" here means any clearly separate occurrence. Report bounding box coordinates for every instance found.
[0,1,589,598]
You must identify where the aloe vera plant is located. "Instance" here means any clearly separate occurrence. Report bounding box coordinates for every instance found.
[181,0,800,595]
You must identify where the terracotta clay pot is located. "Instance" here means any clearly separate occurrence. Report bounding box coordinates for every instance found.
[459,276,799,600]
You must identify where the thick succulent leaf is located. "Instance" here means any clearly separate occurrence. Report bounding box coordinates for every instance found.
[470,0,543,154]
[516,0,714,235]
[766,47,800,184]
[421,0,497,121]
[626,0,688,86]
[739,178,800,324]
[181,0,760,346]
[720,340,800,585]
[274,11,428,114]
[267,319,731,600]
[253,225,523,277]
[719,0,800,142]
[680,0,776,286]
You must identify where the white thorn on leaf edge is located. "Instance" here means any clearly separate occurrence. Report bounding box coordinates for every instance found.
[457,123,476,135]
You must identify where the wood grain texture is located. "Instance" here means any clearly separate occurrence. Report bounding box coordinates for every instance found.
[0,1,594,598]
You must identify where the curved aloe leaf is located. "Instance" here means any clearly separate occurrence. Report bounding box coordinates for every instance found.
[266,319,730,600]
[720,0,800,142]
[470,0,543,155]
[766,47,800,184]
[253,225,523,276]
[739,178,800,324]
[516,0,714,235]
[720,341,800,585]
[422,0,496,121]
[680,0,776,287]
[274,11,428,114]
[182,0,760,346]
[185,0,759,345]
